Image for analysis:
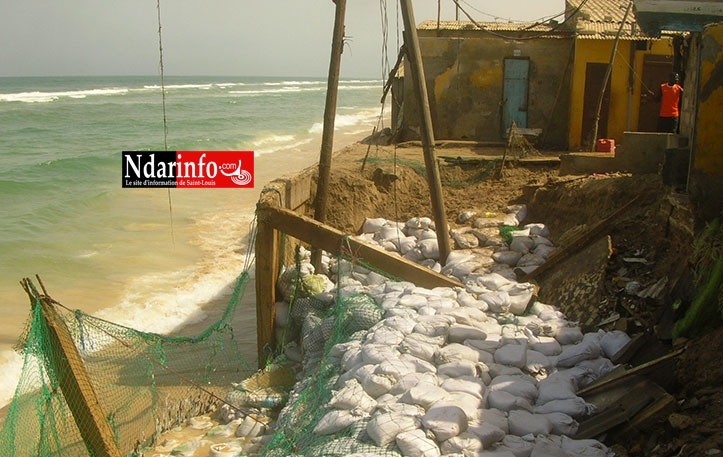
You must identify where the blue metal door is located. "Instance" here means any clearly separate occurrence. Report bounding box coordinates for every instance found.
[503,59,529,136]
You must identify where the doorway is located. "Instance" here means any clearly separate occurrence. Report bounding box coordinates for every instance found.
[582,62,611,148]
[638,54,674,132]
[503,58,530,136]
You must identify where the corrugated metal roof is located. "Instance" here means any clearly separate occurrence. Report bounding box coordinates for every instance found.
[567,0,672,39]
[418,20,558,33]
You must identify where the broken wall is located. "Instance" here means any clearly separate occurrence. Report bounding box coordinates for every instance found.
[402,31,574,149]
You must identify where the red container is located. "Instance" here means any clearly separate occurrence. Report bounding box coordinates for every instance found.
[596,138,616,153]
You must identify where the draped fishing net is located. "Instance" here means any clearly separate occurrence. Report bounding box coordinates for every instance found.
[0,272,254,457]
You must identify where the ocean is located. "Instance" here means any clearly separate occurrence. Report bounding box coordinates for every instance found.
[0,75,387,407]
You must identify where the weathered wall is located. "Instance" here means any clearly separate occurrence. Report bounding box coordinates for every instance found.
[680,33,701,140]
[569,38,675,149]
[402,32,574,149]
[690,22,723,220]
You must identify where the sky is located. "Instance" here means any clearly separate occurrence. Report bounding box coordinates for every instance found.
[0,0,565,78]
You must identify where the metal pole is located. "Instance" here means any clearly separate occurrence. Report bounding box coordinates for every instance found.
[312,0,347,270]
[399,0,452,265]
[589,1,633,151]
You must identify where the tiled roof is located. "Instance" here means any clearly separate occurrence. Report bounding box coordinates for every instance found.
[567,0,675,39]
[417,20,560,33]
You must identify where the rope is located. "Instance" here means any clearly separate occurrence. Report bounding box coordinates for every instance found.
[156,0,175,247]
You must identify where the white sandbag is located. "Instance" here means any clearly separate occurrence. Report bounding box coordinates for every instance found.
[450,261,482,279]
[532,244,556,259]
[352,364,377,385]
[437,360,477,378]
[448,325,487,343]
[366,326,405,345]
[342,347,364,371]
[507,289,534,315]
[235,416,267,437]
[487,390,533,412]
[437,391,485,420]
[406,216,432,230]
[444,307,487,327]
[529,337,562,356]
[599,330,631,359]
[399,236,418,255]
[440,432,484,455]
[398,294,428,308]
[407,332,446,347]
[396,429,441,457]
[361,344,400,365]
[363,217,386,234]
[381,315,418,335]
[556,340,601,368]
[494,343,528,368]
[543,412,579,435]
[465,338,501,353]
[419,239,440,260]
[427,297,458,310]
[417,313,456,325]
[517,254,546,268]
[361,374,395,398]
[376,359,418,381]
[476,451,517,457]
[441,376,487,399]
[419,228,437,240]
[366,412,420,447]
[390,372,438,395]
[576,358,618,382]
[510,236,535,254]
[473,272,512,290]
[417,305,437,316]
[329,340,361,359]
[413,321,449,338]
[400,383,450,409]
[468,421,506,447]
[524,223,550,237]
[487,362,525,378]
[529,302,564,321]
[535,373,578,406]
[489,375,538,402]
[422,404,468,441]
[525,350,552,374]
[555,327,583,345]
[493,250,523,266]
[400,336,438,362]
[560,436,610,457]
[534,398,596,418]
[508,410,553,437]
[329,379,376,412]
[498,435,535,457]
[314,408,364,435]
[531,436,570,457]
[479,291,512,313]
[401,354,437,373]
[435,343,480,364]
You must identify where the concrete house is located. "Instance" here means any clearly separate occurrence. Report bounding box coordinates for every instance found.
[395,0,680,150]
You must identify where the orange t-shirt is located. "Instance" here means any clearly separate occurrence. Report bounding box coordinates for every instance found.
[660,83,682,117]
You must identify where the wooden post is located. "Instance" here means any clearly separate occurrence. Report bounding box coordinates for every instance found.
[312,0,347,271]
[31,289,122,457]
[255,211,280,368]
[399,0,452,265]
[589,2,632,151]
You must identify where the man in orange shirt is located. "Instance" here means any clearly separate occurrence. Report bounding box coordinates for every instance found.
[656,73,683,133]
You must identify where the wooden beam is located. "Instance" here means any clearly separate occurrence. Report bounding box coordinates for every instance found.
[32,288,122,457]
[258,204,463,290]
[522,195,640,282]
[399,0,452,266]
[255,215,280,369]
[312,0,347,271]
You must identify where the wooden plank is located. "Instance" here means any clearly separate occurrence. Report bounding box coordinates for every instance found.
[312,0,346,271]
[522,195,640,282]
[400,0,452,266]
[258,204,463,289]
[254,216,280,369]
[37,295,122,457]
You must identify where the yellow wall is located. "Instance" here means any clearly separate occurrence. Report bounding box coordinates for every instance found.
[694,23,723,173]
[569,38,674,149]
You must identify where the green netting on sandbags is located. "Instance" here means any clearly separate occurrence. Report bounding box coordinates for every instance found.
[261,259,401,457]
[0,272,254,457]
